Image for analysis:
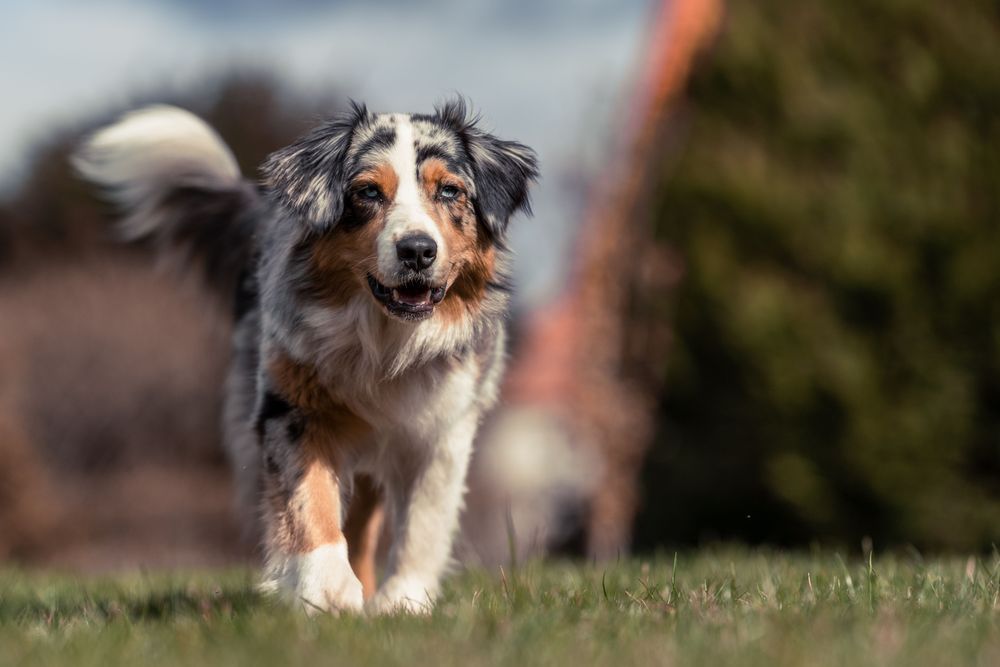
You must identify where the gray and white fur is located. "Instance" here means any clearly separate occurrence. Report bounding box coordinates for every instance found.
[75,99,538,614]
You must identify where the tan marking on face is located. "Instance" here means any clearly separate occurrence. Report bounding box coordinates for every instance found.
[436,244,498,324]
[264,353,372,555]
[306,162,401,307]
[418,158,496,324]
[419,159,464,201]
[358,162,399,201]
[308,226,380,308]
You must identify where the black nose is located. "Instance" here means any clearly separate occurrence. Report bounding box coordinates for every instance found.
[396,234,438,271]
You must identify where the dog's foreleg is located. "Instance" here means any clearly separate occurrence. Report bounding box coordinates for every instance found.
[256,399,364,615]
[369,413,478,614]
[343,474,384,600]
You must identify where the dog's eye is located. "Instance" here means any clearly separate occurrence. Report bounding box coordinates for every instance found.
[357,184,381,201]
[439,185,460,200]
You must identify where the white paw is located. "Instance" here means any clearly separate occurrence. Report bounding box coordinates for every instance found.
[368,576,436,615]
[262,542,364,615]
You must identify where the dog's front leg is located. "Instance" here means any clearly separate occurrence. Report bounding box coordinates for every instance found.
[256,394,364,615]
[370,413,478,615]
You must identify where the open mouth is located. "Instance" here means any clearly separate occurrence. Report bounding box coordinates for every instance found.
[367,275,446,321]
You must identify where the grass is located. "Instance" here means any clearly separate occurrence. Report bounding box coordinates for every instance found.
[1,548,998,666]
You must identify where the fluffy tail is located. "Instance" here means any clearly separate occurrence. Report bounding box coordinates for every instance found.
[73,105,260,301]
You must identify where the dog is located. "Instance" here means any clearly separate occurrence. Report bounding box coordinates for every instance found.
[74,99,538,614]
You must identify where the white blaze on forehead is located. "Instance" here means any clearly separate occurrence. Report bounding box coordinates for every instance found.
[377,114,447,281]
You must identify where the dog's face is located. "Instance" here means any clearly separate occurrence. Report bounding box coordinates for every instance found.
[263,100,538,322]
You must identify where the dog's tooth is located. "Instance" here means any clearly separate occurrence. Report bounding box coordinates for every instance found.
[392,289,400,301]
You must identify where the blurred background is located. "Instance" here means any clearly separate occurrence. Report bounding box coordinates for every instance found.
[1,0,998,571]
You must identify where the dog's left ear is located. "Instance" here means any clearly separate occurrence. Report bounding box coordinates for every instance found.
[466,131,539,241]
[436,99,539,242]
[261,101,368,230]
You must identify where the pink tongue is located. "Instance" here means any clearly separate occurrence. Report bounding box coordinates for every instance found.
[393,288,431,306]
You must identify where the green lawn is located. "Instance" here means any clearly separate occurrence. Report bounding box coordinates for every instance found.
[2,549,998,666]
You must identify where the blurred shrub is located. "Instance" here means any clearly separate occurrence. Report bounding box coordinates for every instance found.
[636,0,1000,550]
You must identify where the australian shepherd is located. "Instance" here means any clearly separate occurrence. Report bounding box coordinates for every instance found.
[74,99,538,614]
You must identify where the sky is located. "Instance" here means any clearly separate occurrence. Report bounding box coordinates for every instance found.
[0,0,653,305]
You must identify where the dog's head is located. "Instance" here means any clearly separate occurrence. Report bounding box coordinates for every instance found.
[262,99,538,323]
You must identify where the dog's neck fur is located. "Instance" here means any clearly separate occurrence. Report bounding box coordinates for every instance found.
[264,288,503,403]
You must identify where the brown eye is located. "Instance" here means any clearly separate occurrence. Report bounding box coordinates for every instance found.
[439,185,460,200]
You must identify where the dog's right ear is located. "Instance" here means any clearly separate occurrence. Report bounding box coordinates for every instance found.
[261,101,368,230]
